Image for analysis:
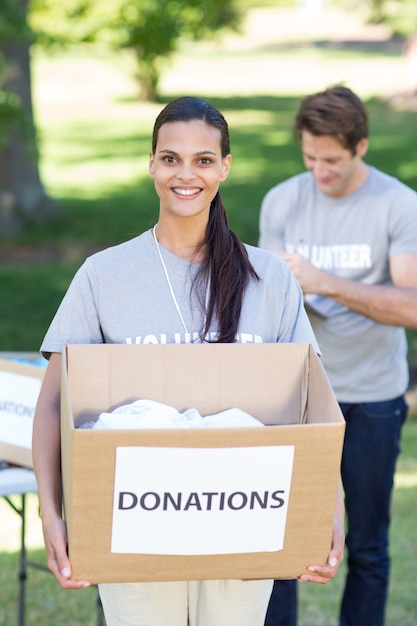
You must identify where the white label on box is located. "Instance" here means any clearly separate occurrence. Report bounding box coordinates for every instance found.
[0,371,42,449]
[111,445,294,555]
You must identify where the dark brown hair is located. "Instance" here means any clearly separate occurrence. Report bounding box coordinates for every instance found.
[152,96,259,343]
[293,85,369,155]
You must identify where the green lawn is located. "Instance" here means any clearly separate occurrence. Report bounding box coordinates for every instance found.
[298,418,417,626]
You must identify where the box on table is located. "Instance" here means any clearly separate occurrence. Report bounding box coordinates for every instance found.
[0,357,45,469]
[61,342,345,584]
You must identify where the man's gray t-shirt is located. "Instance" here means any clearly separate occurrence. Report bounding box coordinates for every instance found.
[41,229,318,355]
[259,166,417,402]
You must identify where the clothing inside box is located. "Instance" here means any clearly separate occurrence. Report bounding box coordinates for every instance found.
[74,397,306,430]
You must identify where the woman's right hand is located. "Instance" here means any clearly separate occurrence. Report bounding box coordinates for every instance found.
[42,513,91,589]
[33,353,91,590]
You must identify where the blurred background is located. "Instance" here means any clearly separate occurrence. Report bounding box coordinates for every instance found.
[1,0,417,362]
[1,1,416,624]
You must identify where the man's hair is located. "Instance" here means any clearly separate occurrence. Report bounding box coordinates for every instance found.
[293,85,369,155]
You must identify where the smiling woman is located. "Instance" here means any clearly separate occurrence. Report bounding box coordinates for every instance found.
[31,95,344,626]
[149,118,231,253]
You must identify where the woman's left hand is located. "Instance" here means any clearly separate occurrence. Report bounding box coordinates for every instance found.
[298,480,345,584]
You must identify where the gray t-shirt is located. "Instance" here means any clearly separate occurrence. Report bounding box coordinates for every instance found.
[259,166,417,402]
[41,229,318,355]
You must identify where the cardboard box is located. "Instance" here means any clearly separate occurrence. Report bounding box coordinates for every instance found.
[0,356,45,469]
[61,343,345,584]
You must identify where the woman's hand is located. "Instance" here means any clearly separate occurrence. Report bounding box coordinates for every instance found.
[33,353,91,590]
[298,517,344,584]
[298,480,345,584]
[42,513,90,589]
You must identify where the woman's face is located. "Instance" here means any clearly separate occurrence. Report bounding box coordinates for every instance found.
[149,119,231,221]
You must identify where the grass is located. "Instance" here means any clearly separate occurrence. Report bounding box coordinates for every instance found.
[0,488,101,625]
[0,549,102,625]
[298,418,417,626]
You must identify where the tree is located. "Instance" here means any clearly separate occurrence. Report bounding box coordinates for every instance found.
[32,0,242,101]
[110,0,242,101]
[0,0,55,235]
[367,0,386,24]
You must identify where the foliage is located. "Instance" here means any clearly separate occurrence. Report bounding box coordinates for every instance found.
[0,0,33,146]
[109,0,242,100]
[385,0,417,39]
[30,0,242,100]
[30,0,99,45]
[340,0,417,36]
[367,0,388,23]
[0,0,32,41]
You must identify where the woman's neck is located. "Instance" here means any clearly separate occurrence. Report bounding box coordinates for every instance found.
[153,221,206,262]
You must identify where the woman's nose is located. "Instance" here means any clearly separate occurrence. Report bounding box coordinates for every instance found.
[177,162,196,181]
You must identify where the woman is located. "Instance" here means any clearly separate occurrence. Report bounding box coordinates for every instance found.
[33,96,344,626]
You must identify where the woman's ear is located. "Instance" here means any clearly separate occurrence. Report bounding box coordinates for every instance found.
[220,154,232,182]
[149,152,155,178]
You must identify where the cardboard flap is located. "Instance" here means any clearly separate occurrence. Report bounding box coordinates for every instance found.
[307,346,344,424]
[65,343,311,426]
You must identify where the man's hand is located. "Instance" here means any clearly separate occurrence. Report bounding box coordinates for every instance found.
[278,252,327,295]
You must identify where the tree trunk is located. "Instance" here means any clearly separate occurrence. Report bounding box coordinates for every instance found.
[0,29,55,235]
[133,51,160,102]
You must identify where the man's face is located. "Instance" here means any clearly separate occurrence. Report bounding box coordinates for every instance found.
[301,131,368,198]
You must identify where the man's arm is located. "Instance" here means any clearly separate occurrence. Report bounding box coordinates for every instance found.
[279,252,417,330]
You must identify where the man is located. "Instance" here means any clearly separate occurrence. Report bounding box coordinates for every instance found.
[259,85,417,626]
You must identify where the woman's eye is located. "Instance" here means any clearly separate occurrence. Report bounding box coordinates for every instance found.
[199,158,213,165]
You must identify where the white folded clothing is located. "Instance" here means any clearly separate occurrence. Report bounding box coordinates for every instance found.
[89,399,264,430]
[203,407,264,429]
[92,399,201,430]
